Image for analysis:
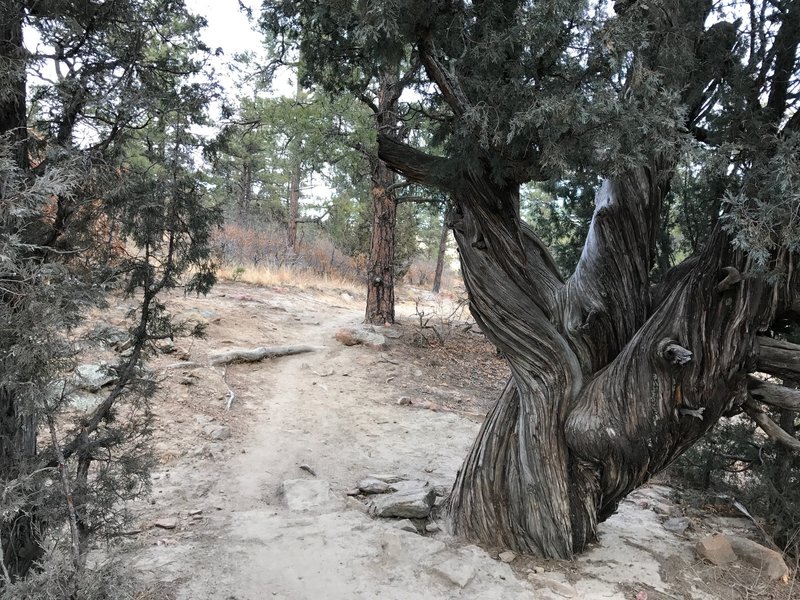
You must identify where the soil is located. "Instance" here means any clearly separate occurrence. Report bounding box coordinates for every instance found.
[81,281,796,599]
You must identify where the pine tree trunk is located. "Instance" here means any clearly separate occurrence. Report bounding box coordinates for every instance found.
[287,166,300,252]
[365,160,396,324]
[432,218,448,294]
[365,70,401,325]
[0,0,27,168]
[0,3,41,581]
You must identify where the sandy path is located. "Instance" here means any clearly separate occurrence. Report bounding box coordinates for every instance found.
[123,283,770,600]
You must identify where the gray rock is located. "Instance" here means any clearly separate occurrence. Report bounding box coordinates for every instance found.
[663,516,691,534]
[498,550,516,563]
[431,557,475,588]
[74,364,118,392]
[425,522,441,533]
[369,484,435,519]
[280,479,335,511]
[358,477,390,494]
[203,424,231,440]
[393,519,419,533]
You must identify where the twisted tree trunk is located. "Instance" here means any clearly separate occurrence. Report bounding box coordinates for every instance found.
[379,128,796,556]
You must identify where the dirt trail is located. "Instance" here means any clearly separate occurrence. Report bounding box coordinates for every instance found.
[116,282,788,600]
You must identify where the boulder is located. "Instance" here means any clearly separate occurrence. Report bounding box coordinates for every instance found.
[696,534,736,565]
[728,536,790,581]
[369,483,435,518]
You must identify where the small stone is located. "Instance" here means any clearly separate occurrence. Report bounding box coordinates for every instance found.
[345,488,361,496]
[358,477,390,494]
[345,497,367,513]
[425,522,441,533]
[369,484,435,519]
[498,550,516,563]
[153,517,178,530]
[431,557,475,588]
[527,574,577,598]
[393,519,419,533]
[696,534,736,565]
[728,535,790,581]
[397,397,412,406]
[367,473,405,484]
[299,463,317,476]
[188,509,203,516]
[203,424,231,441]
[334,327,386,349]
[663,517,690,534]
[533,566,545,574]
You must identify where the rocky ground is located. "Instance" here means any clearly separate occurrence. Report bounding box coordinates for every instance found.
[72,281,796,599]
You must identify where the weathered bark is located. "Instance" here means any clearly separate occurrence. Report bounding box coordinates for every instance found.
[0,0,27,168]
[748,376,800,411]
[366,159,397,324]
[431,218,449,294]
[756,337,800,380]
[365,70,403,325]
[374,0,795,562]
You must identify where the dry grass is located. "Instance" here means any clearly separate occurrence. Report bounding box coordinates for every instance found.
[216,263,362,294]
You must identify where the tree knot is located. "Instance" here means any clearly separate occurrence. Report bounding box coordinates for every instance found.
[658,339,693,365]
[715,266,742,293]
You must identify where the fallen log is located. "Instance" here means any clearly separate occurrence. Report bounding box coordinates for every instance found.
[208,345,316,366]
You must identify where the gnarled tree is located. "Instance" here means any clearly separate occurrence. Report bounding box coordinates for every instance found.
[264,0,800,558]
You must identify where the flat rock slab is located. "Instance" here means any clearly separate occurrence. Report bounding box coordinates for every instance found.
[369,484,435,519]
[280,479,339,512]
[431,556,476,588]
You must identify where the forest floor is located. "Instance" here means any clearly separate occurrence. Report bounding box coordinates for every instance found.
[83,280,796,599]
